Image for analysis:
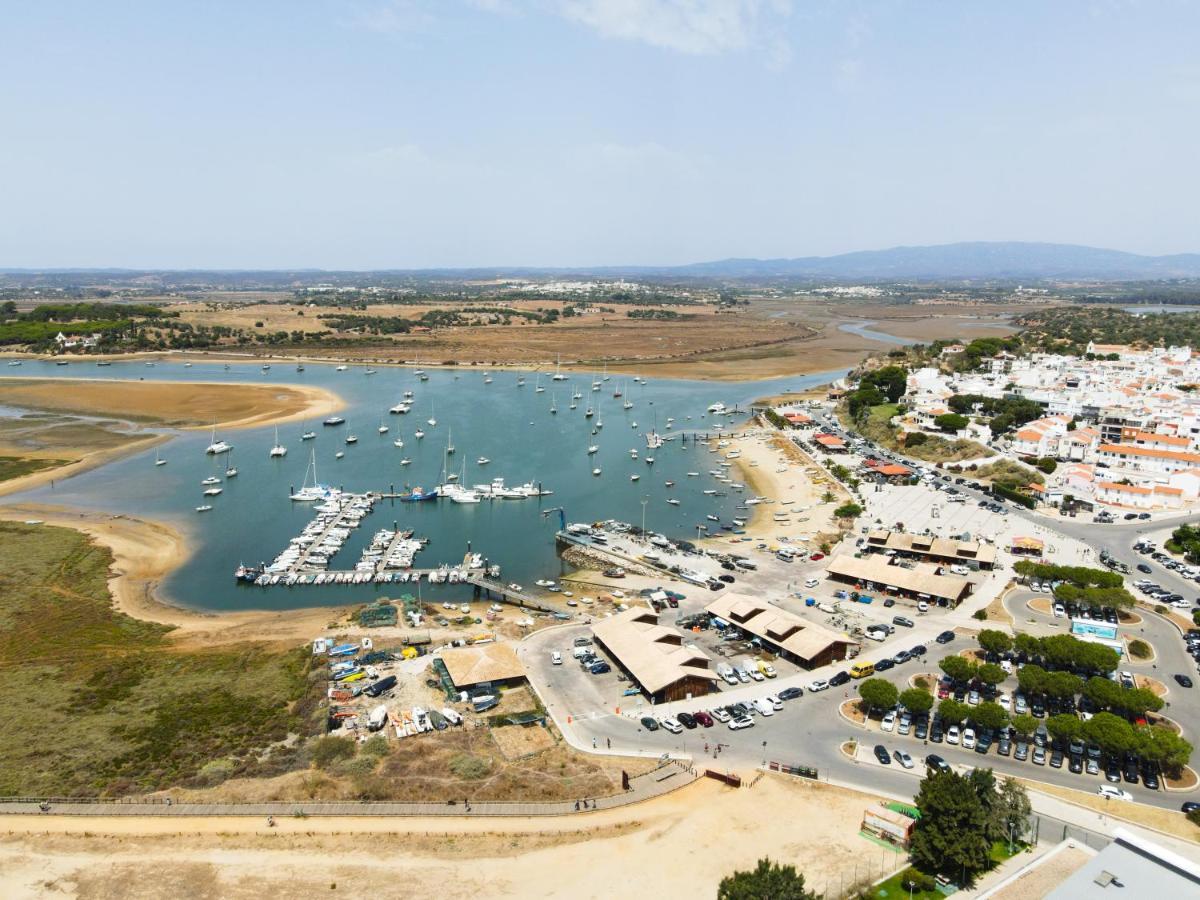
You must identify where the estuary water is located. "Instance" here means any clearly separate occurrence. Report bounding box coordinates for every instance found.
[1,359,843,612]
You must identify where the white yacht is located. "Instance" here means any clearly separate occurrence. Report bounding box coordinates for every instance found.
[587,445,598,454]
[345,433,357,445]
[154,449,167,467]
[301,430,316,440]
[204,487,223,496]
[534,375,545,393]
[205,426,232,455]
[477,456,490,465]
[201,476,221,486]
[707,402,727,414]
[269,426,287,458]
[552,355,568,380]
[378,421,389,434]
[291,450,338,501]
[445,428,455,455]
[195,504,213,513]
[400,458,411,465]
[415,428,425,439]
[393,438,405,448]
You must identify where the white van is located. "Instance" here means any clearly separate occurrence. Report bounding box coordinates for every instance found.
[551,650,563,665]
[572,646,592,660]
[804,577,820,589]
[716,662,739,685]
[753,698,776,717]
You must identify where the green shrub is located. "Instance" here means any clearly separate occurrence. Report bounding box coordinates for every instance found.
[360,734,390,758]
[309,735,356,769]
[448,753,492,779]
[1128,639,1152,660]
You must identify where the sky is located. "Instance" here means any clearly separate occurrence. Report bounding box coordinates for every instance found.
[1,0,1198,269]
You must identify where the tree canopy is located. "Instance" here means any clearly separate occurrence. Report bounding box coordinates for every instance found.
[911,771,993,882]
[717,858,819,900]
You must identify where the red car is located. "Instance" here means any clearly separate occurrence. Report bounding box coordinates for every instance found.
[810,552,825,561]
[692,711,714,728]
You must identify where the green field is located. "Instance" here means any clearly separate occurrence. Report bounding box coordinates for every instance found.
[0,521,320,797]
[0,455,71,483]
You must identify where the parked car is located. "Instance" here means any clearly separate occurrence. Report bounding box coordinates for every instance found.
[677,712,697,729]
[778,686,804,701]
[728,715,754,730]
[881,711,897,732]
[1097,785,1132,801]
[589,661,611,675]
[893,749,914,769]
[1032,747,1047,765]
[660,717,683,734]
[926,754,950,774]
[829,672,851,687]
[874,744,892,764]
[807,679,830,692]
[1014,741,1029,761]
[962,728,977,750]
[709,708,731,723]
[946,725,961,745]
[640,716,660,731]
[936,630,956,644]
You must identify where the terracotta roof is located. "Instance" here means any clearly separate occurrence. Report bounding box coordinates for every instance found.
[824,555,972,602]
[705,594,855,662]
[1132,430,1189,447]
[1097,481,1151,495]
[1098,444,1200,463]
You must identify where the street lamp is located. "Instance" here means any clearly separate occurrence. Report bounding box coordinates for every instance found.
[641,497,648,539]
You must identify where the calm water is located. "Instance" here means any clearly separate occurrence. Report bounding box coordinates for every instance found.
[837,321,919,346]
[2,359,843,611]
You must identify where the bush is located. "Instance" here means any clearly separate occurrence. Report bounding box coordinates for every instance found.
[934,413,969,432]
[1036,457,1058,474]
[196,758,236,787]
[906,432,928,447]
[309,735,356,769]
[834,502,863,520]
[360,734,390,758]
[1128,639,1152,660]
[331,756,378,778]
[973,610,988,620]
[448,753,492,780]
[897,867,937,893]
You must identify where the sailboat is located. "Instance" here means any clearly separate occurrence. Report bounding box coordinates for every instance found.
[154,448,167,466]
[205,425,232,455]
[602,362,609,381]
[446,428,455,455]
[301,428,316,440]
[270,426,287,457]
[483,373,493,384]
[378,419,389,434]
[534,374,545,393]
[415,428,425,439]
[550,394,557,414]
[393,437,405,448]
[552,354,568,380]
[613,381,622,398]
[428,402,437,427]
[225,450,239,478]
[623,383,633,409]
[517,375,526,387]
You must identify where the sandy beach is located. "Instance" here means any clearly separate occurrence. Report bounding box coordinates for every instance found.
[0,377,342,430]
[0,775,902,899]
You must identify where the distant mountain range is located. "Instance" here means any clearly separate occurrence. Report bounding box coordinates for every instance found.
[668,242,1200,281]
[4,242,1200,283]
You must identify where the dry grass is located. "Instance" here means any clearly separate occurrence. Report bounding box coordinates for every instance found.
[1018,780,1200,842]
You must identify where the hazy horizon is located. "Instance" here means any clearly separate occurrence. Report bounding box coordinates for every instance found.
[3,1,1198,269]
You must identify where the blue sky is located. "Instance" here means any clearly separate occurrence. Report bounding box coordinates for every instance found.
[2,1,1197,268]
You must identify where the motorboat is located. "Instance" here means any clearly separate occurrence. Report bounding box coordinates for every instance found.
[630,474,639,481]
[400,458,411,465]
[202,476,221,486]
[415,429,425,439]
[477,457,490,465]
[204,487,223,496]
[335,451,345,459]
[335,365,348,371]
[323,416,345,426]
[667,498,680,505]
[592,467,602,476]
[345,434,358,444]
[587,445,598,454]
[301,429,316,440]
[378,422,389,434]
[195,504,213,512]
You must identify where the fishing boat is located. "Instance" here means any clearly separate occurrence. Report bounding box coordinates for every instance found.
[154,449,167,466]
[195,504,213,512]
[323,416,345,426]
[270,426,287,457]
[235,563,263,583]
[399,486,439,502]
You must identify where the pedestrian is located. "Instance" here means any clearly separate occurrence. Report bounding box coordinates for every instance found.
[592,737,597,749]
[606,737,611,749]
[575,800,580,811]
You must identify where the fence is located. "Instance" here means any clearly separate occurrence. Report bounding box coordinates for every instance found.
[0,760,699,818]
[767,760,819,780]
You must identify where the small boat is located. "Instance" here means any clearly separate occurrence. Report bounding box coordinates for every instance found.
[365,368,377,375]
[225,465,238,478]
[336,365,348,371]
[296,364,305,372]
[378,422,389,434]
[665,480,674,487]
[573,391,583,400]
[195,504,213,512]
[301,430,316,440]
[415,429,425,439]
[202,476,221,486]
[335,451,345,459]
[7,360,22,366]
[154,449,167,467]
[345,434,358,444]
[534,375,545,393]
[517,377,526,386]
[204,487,223,496]
[623,400,633,410]
[477,457,490,465]
[630,474,639,482]
[97,360,112,367]
[667,498,680,505]
[631,422,638,429]
[687,471,699,477]
[587,445,598,454]
[393,438,405,448]
[585,407,594,418]
[592,467,602,476]
[400,458,411,465]
[707,514,719,522]
[323,416,345,426]
[484,374,493,384]
[262,364,271,371]
[445,428,455,455]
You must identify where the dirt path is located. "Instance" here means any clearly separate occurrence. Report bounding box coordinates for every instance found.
[0,776,905,899]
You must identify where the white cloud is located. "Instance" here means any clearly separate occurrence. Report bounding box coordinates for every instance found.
[552,0,792,55]
[352,1,437,34]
